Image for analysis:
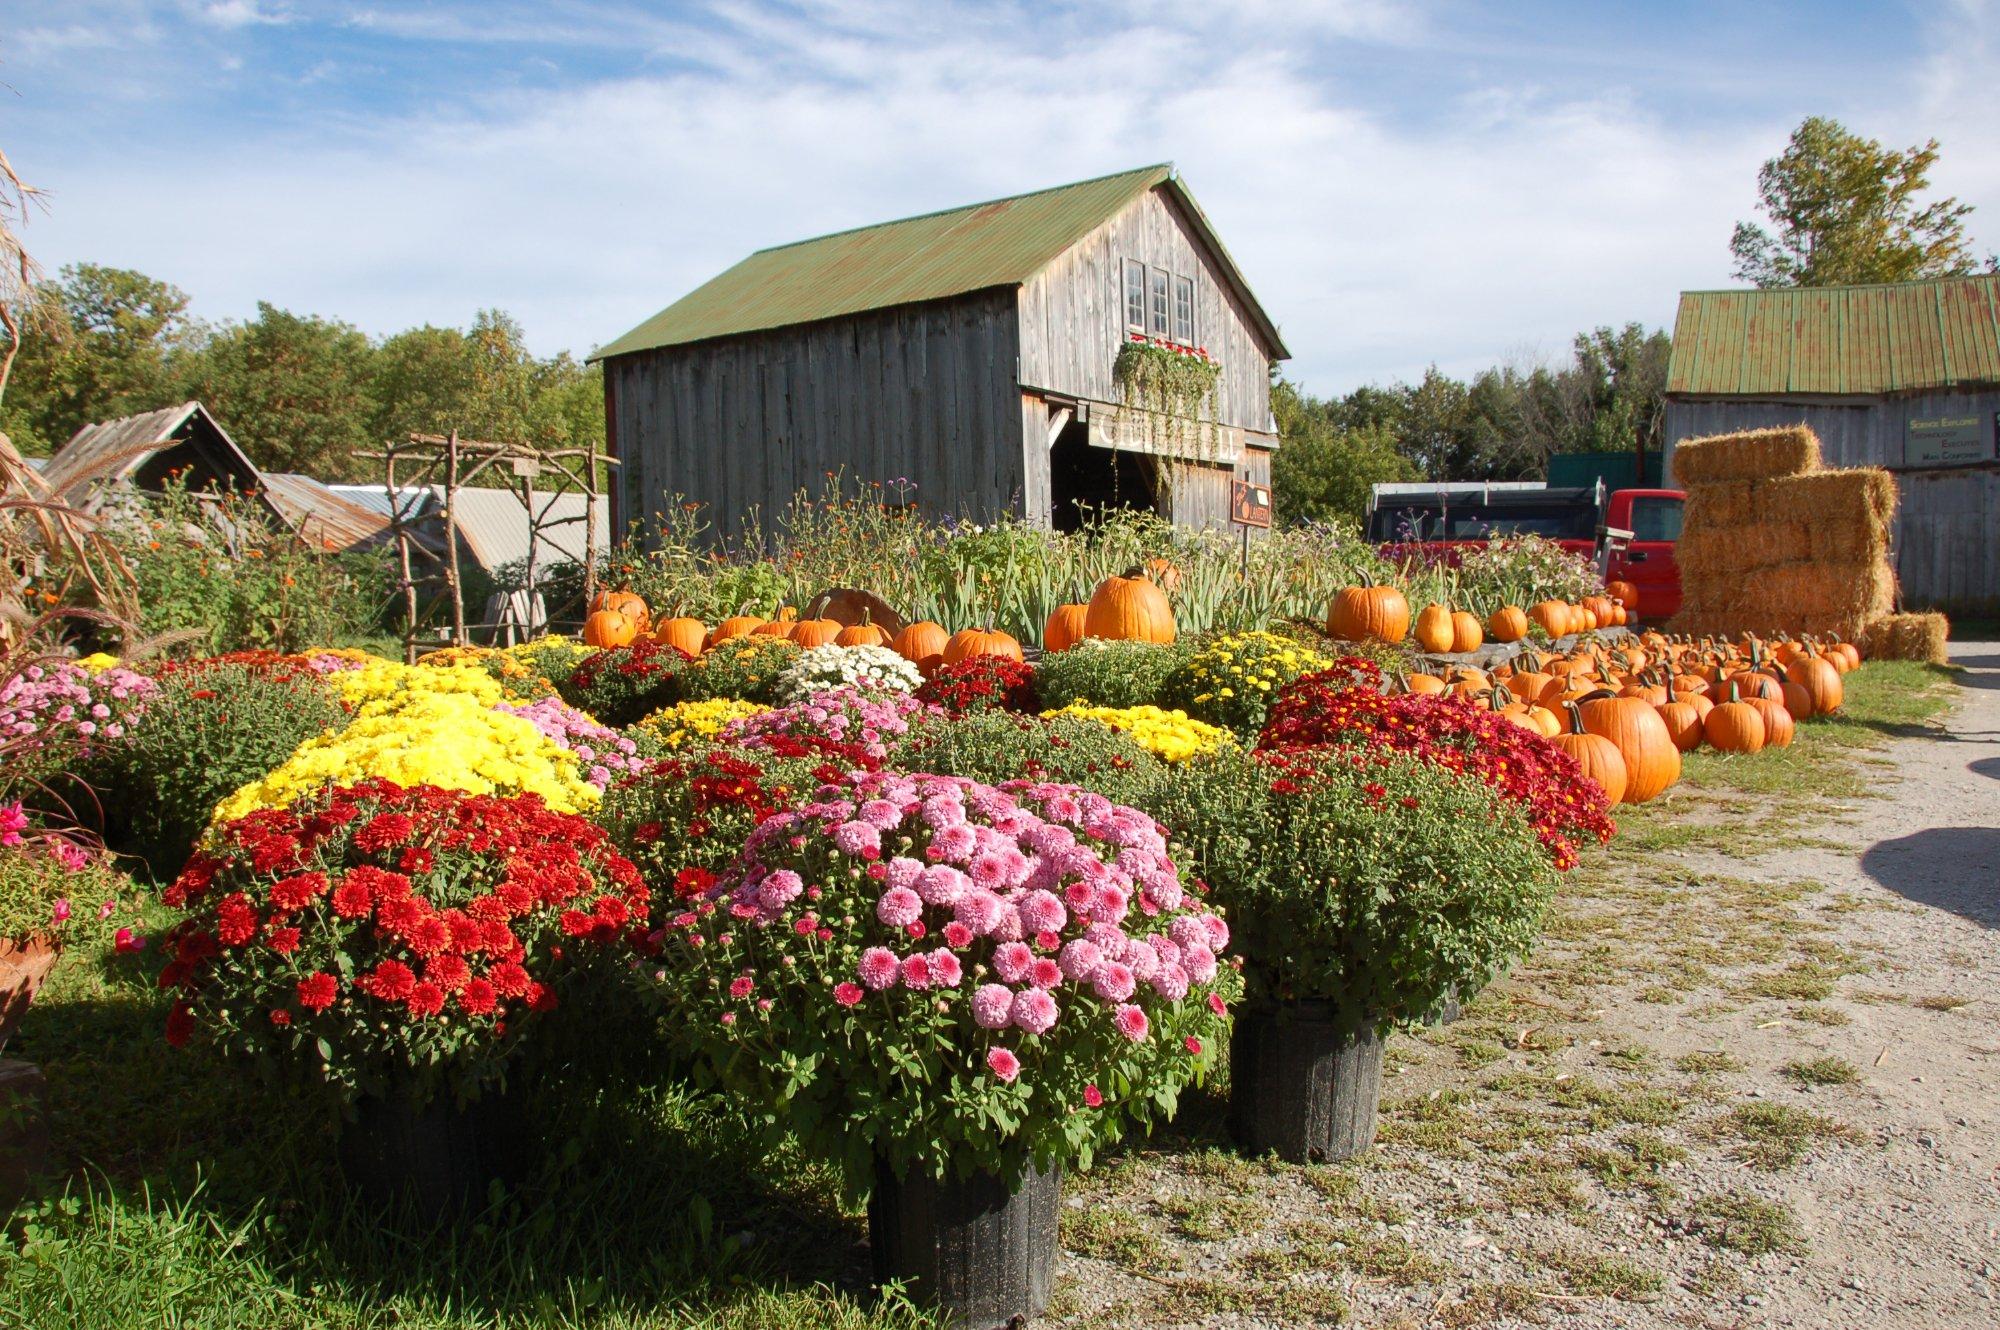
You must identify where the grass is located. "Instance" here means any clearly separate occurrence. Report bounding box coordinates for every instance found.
[1913,994,1973,1012]
[1782,1056,1862,1087]
[1723,1103,1866,1168]
[1691,1192,1807,1255]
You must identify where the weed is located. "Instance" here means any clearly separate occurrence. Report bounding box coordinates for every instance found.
[1782,1056,1861,1087]
[1691,1192,1806,1255]
[1723,1103,1865,1168]
[1913,995,1972,1012]
[1532,1245,1664,1300]
[1789,1004,1852,1026]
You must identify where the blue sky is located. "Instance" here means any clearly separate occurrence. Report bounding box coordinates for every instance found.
[5,1,1995,393]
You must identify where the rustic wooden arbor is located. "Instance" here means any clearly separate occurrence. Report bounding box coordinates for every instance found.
[355,431,615,662]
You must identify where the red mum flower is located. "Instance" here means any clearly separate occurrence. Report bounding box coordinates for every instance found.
[457,978,498,1016]
[361,959,417,1001]
[405,982,446,1018]
[165,1001,195,1048]
[330,880,372,918]
[297,972,338,1012]
[264,926,301,956]
[269,1008,292,1027]
[398,846,434,875]
[425,953,471,993]
[354,812,416,852]
[487,960,531,998]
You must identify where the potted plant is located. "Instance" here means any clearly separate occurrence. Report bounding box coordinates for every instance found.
[157,778,650,1221]
[1148,745,1558,1163]
[639,770,1235,1329]
[0,807,134,1052]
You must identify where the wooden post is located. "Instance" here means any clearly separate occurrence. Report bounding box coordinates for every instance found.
[443,429,466,645]
[582,434,601,615]
[388,445,419,665]
[520,465,538,640]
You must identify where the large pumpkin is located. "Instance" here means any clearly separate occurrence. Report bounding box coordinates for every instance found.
[1486,605,1529,643]
[590,589,649,630]
[943,626,1024,666]
[1449,610,1484,654]
[708,614,764,647]
[1328,584,1411,644]
[582,608,639,649]
[1746,694,1795,748]
[1655,678,1705,753]
[1785,653,1843,716]
[1556,703,1629,805]
[652,616,708,657]
[1528,600,1571,639]
[834,619,891,649]
[1704,684,1766,753]
[1412,604,1455,654]
[1043,603,1090,653]
[1084,576,1176,643]
[788,618,845,649]
[890,620,951,675]
[1144,557,1183,594]
[1578,693,1681,803]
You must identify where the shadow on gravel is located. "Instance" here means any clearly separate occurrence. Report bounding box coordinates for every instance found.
[1861,827,2000,929]
[1948,653,2000,689]
[1971,757,2000,782]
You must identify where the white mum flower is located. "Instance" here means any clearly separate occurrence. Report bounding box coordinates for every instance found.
[776,643,924,703]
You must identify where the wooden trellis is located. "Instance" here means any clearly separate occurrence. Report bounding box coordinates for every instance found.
[353,430,615,663]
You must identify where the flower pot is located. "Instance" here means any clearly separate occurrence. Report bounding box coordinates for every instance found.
[335,1081,531,1225]
[1422,985,1463,1027]
[0,935,61,1056]
[1228,1001,1384,1163]
[868,1155,1061,1329]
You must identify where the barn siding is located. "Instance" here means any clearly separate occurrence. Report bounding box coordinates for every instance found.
[1663,392,2000,612]
[1160,446,1274,533]
[1017,188,1277,436]
[607,291,1023,543]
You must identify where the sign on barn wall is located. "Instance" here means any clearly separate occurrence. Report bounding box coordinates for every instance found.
[1903,415,1991,467]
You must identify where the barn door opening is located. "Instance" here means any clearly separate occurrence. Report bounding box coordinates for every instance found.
[1049,418,1159,532]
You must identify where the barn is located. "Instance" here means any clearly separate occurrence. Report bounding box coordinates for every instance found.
[591,164,1288,541]
[1663,273,2000,616]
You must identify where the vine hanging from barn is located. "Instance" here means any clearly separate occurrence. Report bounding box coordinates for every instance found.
[1112,333,1223,465]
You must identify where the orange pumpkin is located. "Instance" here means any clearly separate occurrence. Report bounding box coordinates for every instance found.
[1449,610,1484,653]
[751,619,793,637]
[1144,557,1183,593]
[1413,603,1456,654]
[1042,604,1090,653]
[1529,600,1571,639]
[1746,694,1795,748]
[1785,652,1843,716]
[1085,575,1176,644]
[590,589,649,629]
[787,618,844,649]
[834,618,891,649]
[1486,605,1529,643]
[1655,678,1705,753]
[1605,580,1639,610]
[708,615,763,647]
[1556,702,1629,805]
[890,620,951,676]
[943,626,1024,666]
[1703,683,1766,753]
[1403,671,1449,695]
[582,608,639,649]
[1578,692,1681,803]
[1328,584,1411,644]
[652,616,708,656]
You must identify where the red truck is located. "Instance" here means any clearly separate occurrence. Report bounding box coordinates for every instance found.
[1365,481,1686,620]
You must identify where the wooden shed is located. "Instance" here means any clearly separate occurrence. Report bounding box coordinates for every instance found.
[592,164,1288,540]
[1663,274,2000,615]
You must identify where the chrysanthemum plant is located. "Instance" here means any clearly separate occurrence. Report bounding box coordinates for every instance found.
[644,771,1237,1198]
[159,779,649,1108]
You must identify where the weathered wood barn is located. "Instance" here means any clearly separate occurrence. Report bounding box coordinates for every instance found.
[1663,273,2000,614]
[592,165,1288,539]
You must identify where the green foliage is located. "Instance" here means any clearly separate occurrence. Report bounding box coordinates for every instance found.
[1271,385,1416,526]
[0,843,129,944]
[675,636,802,705]
[92,665,345,881]
[894,709,1170,809]
[179,304,375,478]
[107,476,387,653]
[1731,116,1990,287]
[556,638,695,726]
[1144,748,1557,1030]
[1035,638,1192,709]
[1111,340,1221,459]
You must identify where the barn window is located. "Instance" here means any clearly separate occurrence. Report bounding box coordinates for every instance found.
[1123,260,1147,331]
[1173,275,1195,344]
[1149,268,1170,336]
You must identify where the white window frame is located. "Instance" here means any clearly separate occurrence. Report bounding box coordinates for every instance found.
[1148,267,1170,337]
[1173,275,1195,345]
[1123,259,1147,332]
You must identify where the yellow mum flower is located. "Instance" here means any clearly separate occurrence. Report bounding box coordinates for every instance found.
[1041,704,1234,764]
[634,698,771,749]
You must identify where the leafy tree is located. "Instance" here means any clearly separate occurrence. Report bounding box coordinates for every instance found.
[1731,116,1990,287]
[1,264,194,455]
[1270,380,1417,526]
[179,303,375,477]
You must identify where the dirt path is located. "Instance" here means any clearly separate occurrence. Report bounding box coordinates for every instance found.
[1053,649,1999,1329]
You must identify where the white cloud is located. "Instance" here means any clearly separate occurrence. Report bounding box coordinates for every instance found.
[21,0,2000,394]
[193,0,292,29]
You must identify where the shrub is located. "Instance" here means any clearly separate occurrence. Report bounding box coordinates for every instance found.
[774,643,922,703]
[1146,746,1556,1029]
[158,780,648,1106]
[642,770,1237,1195]
[1260,676,1616,870]
[1040,703,1234,765]
[631,698,772,750]
[0,660,156,799]
[913,654,1039,716]
[895,710,1168,809]
[1034,639,1189,710]
[1164,630,1336,735]
[94,665,347,880]
[560,638,695,726]
[675,636,801,704]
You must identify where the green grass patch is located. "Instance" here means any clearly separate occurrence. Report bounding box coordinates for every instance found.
[1532,1245,1664,1301]
[1723,1103,1865,1168]
[1674,1050,1744,1076]
[1691,1192,1806,1255]
[1782,1056,1861,1087]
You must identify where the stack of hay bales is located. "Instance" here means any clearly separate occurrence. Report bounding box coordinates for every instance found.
[1668,425,1947,661]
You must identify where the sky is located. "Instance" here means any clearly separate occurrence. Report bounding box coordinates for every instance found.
[4,0,1997,395]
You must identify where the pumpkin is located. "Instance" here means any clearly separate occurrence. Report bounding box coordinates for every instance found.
[1403,671,1448,695]
[1413,603,1456,654]
[1578,692,1681,803]
[1703,683,1766,753]
[1486,605,1529,643]
[751,619,793,637]
[1144,557,1183,593]
[1655,678,1705,753]
[943,626,1024,666]
[1449,610,1484,653]
[652,616,708,657]
[890,620,951,675]
[1605,580,1639,610]
[1556,702,1629,805]
[1328,583,1411,644]
[1528,600,1571,639]
[834,618,891,648]
[708,614,763,647]
[788,618,844,649]
[582,608,639,649]
[1085,575,1177,644]
[590,589,649,629]
[1779,680,1815,720]
[1785,652,1843,716]
[1042,603,1090,653]
[1746,694,1795,748]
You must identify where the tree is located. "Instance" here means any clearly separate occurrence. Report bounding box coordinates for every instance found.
[1,264,195,454]
[180,303,374,477]
[1730,116,1989,287]
[1269,379,1417,526]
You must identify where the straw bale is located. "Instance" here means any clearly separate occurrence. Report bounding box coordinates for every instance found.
[1672,425,1821,484]
[1861,612,1948,664]
[1681,480,1765,529]
[1675,519,1810,577]
[1764,469,1897,530]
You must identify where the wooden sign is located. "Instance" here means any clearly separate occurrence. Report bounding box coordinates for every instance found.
[1903,415,1988,467]
[1230,479,1272,528]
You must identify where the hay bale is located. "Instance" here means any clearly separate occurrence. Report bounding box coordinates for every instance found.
[1766,469,1897,529]
[1861,612,1948,664]
[1681,480,1765,529]
[1672,425,1822,485]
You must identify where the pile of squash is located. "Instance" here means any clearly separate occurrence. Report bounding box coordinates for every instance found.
[1325,580,1640,650]
[1388,630,1856,804]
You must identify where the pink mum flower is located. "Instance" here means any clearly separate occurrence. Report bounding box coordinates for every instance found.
[992,941,1033,984]
[1083,1083,1104,1108]
[1016,889,1066,934]
[857,946,900,990]
[1011,987,1058,1035]
[1026,957,1063,990]
[834,981,865,1006]
[1113,1003,1149,1042]
[875,886,923,928]
[1058,939,1103,983]
[971,983,1014,1030]
[986,1047,1021,1083]
[1090,962,1136,1003]
[927,948,964,988]
[942,920,973,949]
[900,953,933,989]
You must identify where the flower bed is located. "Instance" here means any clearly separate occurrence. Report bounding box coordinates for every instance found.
[1041,703,1234,764]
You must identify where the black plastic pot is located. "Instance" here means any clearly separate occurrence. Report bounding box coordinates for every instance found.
[336,1082,531,1225]
[868,1155,1061,1329]
[1228,1001,1384,1163]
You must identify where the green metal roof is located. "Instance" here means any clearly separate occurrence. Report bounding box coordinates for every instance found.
[593,164,1287,360]
[1667,273,2000,397]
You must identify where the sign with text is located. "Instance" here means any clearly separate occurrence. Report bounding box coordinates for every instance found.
[1230,479,1273,528]
[1903,415,1990,467]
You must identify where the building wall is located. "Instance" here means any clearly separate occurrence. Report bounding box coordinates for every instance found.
[605,289,1023,542]
[1663,391,2000,612]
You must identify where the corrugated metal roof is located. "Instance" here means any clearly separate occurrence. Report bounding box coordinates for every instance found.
[593,164,1288,360]
[261,472,397,553]
[39,401,263,507]
[447,487,605,573]
[1667,273,2000,396]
